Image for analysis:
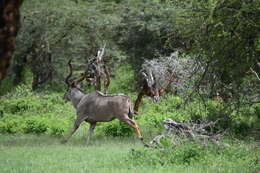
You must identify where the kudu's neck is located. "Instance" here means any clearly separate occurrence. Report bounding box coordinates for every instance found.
[71,88,85,109]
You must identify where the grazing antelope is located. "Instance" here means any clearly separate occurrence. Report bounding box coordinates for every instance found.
[63,60,143,144]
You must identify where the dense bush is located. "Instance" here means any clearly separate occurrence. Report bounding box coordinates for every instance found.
[98,121,134,137]
[24,117,48,134]
[0,115,69,136]
[0,84,72,136]
[127,142,204,167]
[2,117,23,134]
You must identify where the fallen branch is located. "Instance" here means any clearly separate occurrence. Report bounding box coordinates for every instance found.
[149,118,224,147]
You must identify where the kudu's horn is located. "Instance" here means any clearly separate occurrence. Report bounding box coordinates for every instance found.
[149,71,155,85]
[65,59,73,86]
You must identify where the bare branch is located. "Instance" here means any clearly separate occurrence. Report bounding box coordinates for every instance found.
[97,43,106,62]
[84,45,111,93]
[250,68,260,82]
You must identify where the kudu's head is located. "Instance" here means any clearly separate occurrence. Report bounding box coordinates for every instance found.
[142,72,160,102]
[64,59,85,102]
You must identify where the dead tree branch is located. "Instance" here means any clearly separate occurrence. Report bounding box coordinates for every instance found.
[149,118,224,147]
[84,44,111,93]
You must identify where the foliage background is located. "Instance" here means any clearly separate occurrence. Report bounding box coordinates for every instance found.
[0,0,259,140]
[0,1,259,172]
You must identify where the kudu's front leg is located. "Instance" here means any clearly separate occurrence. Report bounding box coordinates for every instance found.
[62,116,84,143]
[86,123,96,145]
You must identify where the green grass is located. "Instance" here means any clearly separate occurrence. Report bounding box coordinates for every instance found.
[0,135,259,173]
[0,135,154,173]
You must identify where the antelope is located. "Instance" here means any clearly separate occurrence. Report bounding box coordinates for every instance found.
[62,60,143,144]
[134,71,176,112]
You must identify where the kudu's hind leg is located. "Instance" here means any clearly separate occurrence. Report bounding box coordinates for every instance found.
[120,117,143,140]
[63,117,84,143]
[86,123,96,145]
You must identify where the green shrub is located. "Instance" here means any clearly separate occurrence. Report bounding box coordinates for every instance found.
[109,65,135,93]
[0,87,73,136]
[0,121,7,133]
[24,117,48,134]
[0,92,64,115]
[0,113,70,136]
[98,120,134,137]
[127,142,205,167]
[47,126,65,136]
[4,118,24,134]
[46,119,69,136]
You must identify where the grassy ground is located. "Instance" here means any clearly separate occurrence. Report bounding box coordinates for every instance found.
[0,134,259,173]
[0,135,171,173]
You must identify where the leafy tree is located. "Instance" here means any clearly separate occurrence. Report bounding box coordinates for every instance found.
[11,0,122,90]
[117,1,175,69]
[167,0,260,103]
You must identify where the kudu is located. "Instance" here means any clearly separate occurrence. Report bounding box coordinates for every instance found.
[134,72,160,112]
[63,60,143,144]
[134,71,175,112]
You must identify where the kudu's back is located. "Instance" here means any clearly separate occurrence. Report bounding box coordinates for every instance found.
[76,92,134,122]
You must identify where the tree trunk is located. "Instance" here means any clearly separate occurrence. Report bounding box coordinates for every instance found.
[0,0,23,81]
